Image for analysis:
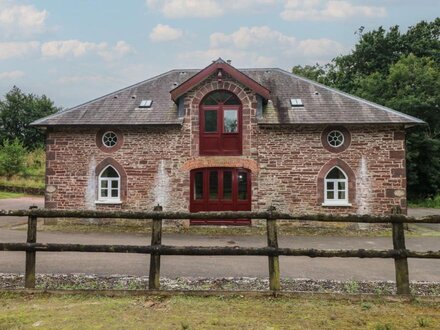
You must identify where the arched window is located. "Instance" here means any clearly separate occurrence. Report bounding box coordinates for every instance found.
[200,90,242,155]
[324,167,348,205]
[98,165,120,202]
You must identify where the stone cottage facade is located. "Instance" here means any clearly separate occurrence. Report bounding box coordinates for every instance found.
[32,59,423,225]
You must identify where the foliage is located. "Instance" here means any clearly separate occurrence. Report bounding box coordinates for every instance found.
[0,139,27,179]
[292,18,440,199]
[408,194,440,209]
[0,86,60,149]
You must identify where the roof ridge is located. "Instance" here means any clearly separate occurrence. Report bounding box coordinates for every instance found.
[274,68,425,124]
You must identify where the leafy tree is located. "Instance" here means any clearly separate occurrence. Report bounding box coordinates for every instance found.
[0,86,60,149]
[292,19,440,198]
[0,139,27,179]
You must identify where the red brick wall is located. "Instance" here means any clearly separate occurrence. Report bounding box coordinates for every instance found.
[45,74,407,215]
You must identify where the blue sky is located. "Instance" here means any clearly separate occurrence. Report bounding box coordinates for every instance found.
[0,0,438,108]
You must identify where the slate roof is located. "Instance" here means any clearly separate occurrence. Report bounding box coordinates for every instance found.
[31,64,424,127]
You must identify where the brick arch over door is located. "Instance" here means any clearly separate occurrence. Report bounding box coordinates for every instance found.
[189,80,257,157]
[95,158,128,202]
[317,159,356,205]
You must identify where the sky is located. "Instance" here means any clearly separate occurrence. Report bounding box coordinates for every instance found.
[0,0,438,108]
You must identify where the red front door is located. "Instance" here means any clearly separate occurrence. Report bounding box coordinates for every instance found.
[190,168,251,225]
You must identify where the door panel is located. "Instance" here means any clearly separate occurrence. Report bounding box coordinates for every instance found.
[190,168,251,225]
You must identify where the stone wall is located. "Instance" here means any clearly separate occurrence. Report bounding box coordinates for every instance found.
[45,73,407,216]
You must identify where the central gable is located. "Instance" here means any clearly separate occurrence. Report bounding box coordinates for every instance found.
[170,58,271,101]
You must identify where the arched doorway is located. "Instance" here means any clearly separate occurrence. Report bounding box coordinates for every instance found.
[199,90,242,155]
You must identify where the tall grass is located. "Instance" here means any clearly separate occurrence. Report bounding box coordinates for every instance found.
[409,194,440,209]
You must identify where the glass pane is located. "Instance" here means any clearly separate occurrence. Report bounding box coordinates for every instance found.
[209,171,218,199]
[224,94,240,105]
[101,189,108,198]
[202,95,218,105]
[238,172,247,200]
[223,171,232,200]
[327,191,334,199]
[327,167,346,179]
[326,181,334,190]
[338,191,346,200]
[101,166,119,178]
[224,110,238,133]
[338,182,345,190]
[111,189,118,198]
[194,172,203,200]
[111,180,118,189]
[204,110,217,132]
[101,180,108,188]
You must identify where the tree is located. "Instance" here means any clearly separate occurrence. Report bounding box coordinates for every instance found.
[0,86,60,149]
[0,139,27,179]
[292,19,440,199]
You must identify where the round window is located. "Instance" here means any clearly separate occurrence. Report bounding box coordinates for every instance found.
[327,130,344,148]
[102,131,118,148]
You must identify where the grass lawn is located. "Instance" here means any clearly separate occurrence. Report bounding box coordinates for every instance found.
[0,191,25,199]
[0,292,439,329]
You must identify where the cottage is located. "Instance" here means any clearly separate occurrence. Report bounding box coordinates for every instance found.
[31,58,423,225]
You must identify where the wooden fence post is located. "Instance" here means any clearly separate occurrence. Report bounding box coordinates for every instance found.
[149,204,163,290]
[392,206,410,295]
[25,206,38,289]
[266,206,281,292]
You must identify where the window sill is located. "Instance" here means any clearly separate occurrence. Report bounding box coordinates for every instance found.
[95,200,122,205]
[322,202,352,207]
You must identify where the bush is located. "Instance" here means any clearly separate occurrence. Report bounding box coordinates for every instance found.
[0,139,27,179]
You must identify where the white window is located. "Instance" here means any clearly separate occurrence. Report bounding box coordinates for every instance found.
[98,166,120,202]
[323,167,350,206]
[327,130,344,148]
[102,131,118,148]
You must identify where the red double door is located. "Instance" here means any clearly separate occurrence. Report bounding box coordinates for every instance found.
[190,168,251,225]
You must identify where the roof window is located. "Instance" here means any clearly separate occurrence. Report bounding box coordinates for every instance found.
[139,100,153,108]
[290,98,304,107]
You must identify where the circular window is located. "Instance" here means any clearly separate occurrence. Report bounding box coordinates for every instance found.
[327,130,344,148]
[102,131,118,148]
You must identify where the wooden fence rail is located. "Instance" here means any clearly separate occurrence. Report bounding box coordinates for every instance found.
[1,206,440,295]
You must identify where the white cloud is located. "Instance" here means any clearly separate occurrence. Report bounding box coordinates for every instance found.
[297,38,347,56]
[281,0,386,21]
[179,25,347,68]
[41,40,134,61]
[210,26,295,49]
[146,0,277,18]
[150,24,183,42]
[178,48,275,67]
[0,2,48,36]
[0,41,40,59]
[0,70,24,79]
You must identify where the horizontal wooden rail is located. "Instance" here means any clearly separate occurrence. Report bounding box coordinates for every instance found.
[2,205,439,295]
[0,208,439,223]
[1,243,440,259]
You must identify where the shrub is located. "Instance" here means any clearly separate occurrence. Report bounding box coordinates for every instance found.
[0,139,27,179]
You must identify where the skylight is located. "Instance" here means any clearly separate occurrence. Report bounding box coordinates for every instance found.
[139,100,153,108]
[290,98,304,107]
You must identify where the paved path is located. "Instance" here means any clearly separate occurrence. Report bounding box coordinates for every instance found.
[0,197,439,281]
[0,197,44,228]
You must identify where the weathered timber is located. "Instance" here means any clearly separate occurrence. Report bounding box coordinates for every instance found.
[149,205,162,290]
[25,206,38,289]
[266,213,280,291]
[393,222,410,294]
[0,209,440,224]
[2,243,440,258]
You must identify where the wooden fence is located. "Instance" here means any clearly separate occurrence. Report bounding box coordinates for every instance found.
[1,206,440,295]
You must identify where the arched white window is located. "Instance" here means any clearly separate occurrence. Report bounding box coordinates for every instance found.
[98,166,120,202]
[324,167,349,205]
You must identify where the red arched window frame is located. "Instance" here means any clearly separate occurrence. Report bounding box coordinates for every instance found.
[199,90,242,155]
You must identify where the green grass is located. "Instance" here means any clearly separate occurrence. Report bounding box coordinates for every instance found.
[0,292,439,329]
[0,191,25,199]
[409,194,440,209]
